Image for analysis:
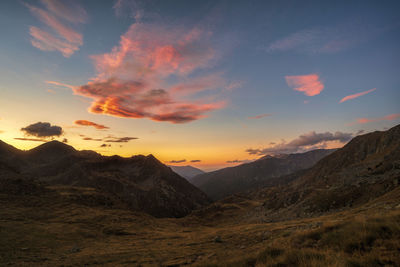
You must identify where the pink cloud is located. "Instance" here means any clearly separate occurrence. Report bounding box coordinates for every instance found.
[30,26,80,57]
[339,88,376,103]
[74,120,109,130]
[356,113,400,124]
[26,1,86,57]
[248,113,272,119]
[285,74,324,96]
[46,80,76,90]
[41,0,87,24]
[69,23,226,123]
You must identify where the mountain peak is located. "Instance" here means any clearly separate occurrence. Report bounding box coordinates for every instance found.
[26,140,76,163]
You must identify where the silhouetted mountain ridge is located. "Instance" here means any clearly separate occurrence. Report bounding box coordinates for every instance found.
[192,149,335,200]
[0,140,210,217]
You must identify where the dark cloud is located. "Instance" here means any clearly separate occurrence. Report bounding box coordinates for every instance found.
[83,137,103,141]
[14,137,47,142]
[168,159,186,164]
[246,131,353,156]
[62,138,68,143]
[190,160,201,163]
[104,136,138,143]
[21,122,63,137]
[226,159,252,164]
[74,120,109,129]
[100,143,111,148]
[80,134,138,143]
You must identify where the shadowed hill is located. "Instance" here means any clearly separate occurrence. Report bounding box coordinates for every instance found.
[168,165,205,181]
[192,149,334,200]
[244,124,400,220]
[0,140,210,218]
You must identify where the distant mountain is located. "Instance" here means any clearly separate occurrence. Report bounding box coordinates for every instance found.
[191,149,334,200]
[0,140,210,218]
[251,124,400,219]
[168,165,205,181]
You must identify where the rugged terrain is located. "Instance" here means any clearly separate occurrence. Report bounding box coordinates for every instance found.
[1,124,400,266]
[192,149,334,200]
[0,140,210,218]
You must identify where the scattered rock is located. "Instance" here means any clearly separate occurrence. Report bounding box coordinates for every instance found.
[214,236,222,243]
[69,246,81,253]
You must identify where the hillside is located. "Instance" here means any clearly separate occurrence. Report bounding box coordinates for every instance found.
[0,141,210,218]
[0,125,400,266]
[192,149,334,200]
[168,165,205,181]
[237,124,400,221]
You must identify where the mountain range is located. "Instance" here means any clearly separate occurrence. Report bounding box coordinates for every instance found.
[0,140,210,218]
[1,124,399,266]
[191,149,334,200]
[168,165,205,181]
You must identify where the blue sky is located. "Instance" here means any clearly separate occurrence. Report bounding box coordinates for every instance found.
[0,0,399,170]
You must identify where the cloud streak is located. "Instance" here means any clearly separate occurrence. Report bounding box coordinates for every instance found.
[26,1,86,57]
[355,113,400,124]
[285,74,324,96]
[247,130,353,156]
[168,159,186,164]
[226,159,251,164]
[14,137,47,142]
[340,88,376,103]
[74,120,109,130]
[248,113,272,119]
[266,19,395,54]
[80,134,138,143]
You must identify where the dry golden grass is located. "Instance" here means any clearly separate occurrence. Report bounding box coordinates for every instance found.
[1,185,400,266]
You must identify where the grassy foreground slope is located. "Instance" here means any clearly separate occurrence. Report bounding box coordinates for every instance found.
[0,181,399,266]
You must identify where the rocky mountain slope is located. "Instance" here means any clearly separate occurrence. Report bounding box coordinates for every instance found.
[0,140,210,217]
[191,149,334,200]
[239,124,400,221]
[1,125,400,266]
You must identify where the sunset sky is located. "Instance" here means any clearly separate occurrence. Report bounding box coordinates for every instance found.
[0,0,399,171]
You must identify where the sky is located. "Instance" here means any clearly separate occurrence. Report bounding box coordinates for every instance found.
[0,0,399,171]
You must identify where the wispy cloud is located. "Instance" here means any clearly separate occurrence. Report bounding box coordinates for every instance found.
[41,0,87,24]
[248,113,272,119]
[225,80,244,91]
[104,136,138,143]
[226,159,251,164]
[285,74,324,96]
[113,0,145,21]
[246,130,353,156]
[74,120,109,130]
[355,113,400,124]
[266,18,395,54]
[46,80,75,90]
[66,21,227,123]
[14,137,47,142]
[190,159,201,163]
[25,0,86,57]
[339,88,376,103]
[168,159,186,164]
[80,134,138,143]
